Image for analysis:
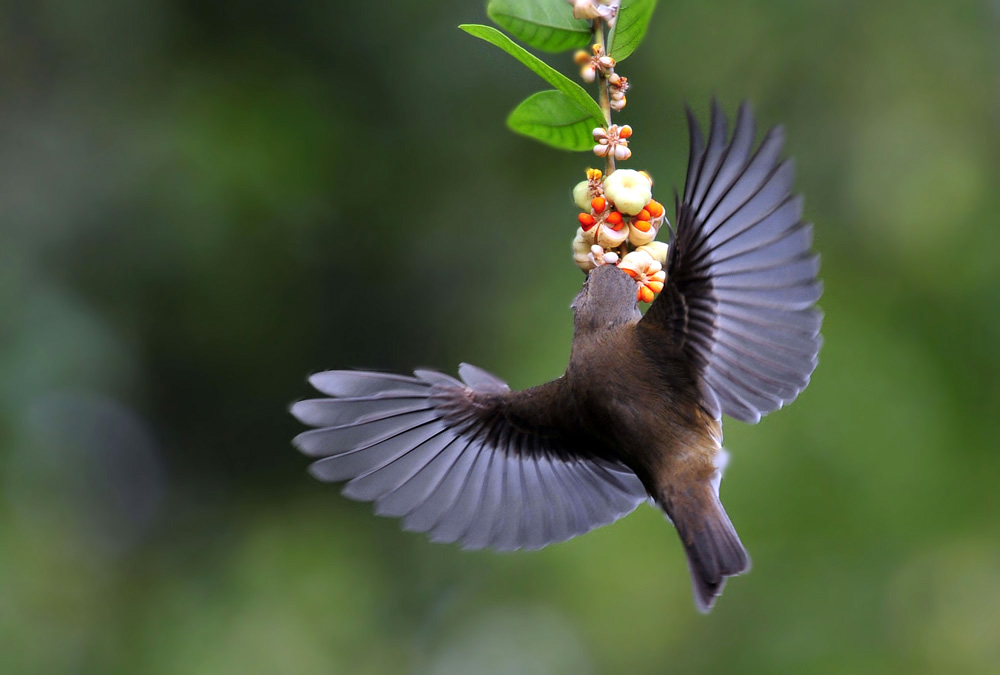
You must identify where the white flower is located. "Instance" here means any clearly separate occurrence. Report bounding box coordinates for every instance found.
[603,169,651,216]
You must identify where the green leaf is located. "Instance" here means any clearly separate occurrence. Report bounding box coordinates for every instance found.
[607,0,657,62]
[486,0,592,53]
[507,90,597,151]
[459,24,606,127]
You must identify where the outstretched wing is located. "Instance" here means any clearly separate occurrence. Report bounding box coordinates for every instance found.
[292,364,647,551]
[641,101,823,423]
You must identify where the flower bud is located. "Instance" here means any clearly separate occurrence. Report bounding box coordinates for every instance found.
[628,221,657,246]
[619,249,655,276]
[597,222,628,248]
[637,241,669,265]
[581,65,596,83]
[614,145,632,160]
[603,169,651,215]
[573,229,596,271]
[573,180,593,211]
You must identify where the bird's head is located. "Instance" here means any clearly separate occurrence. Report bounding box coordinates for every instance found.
[571,264,641,335]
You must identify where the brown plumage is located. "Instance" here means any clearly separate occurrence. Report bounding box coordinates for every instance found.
[292,101,822,611]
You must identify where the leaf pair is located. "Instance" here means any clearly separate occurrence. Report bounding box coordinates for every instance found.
[463,0,657,152]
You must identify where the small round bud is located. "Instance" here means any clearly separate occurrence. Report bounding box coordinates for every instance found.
[636,208,650,221]
[613,145,632,160]
[603,251,619,265]
[645,199,664,218]
[581,65,596,83]
[598,56,615,69]
[591,196,606,212]
[605,210,623,226]
[593,144,611,157]
[574,50,591,65]
[608,73,622,86]
[592,127,608,140]
[638,285,655,303]
[603,169,651,215]
[618,125,633,139]
[610,98,626,111]
[578,212,596,229]
[573,180,593,211]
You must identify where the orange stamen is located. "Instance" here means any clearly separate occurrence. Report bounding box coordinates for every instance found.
[646,200,664,218]
[605,211,622,225]
[633,220,652,232]
[591,197,606,212]
[578,213,596,228]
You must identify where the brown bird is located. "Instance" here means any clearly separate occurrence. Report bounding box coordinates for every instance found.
[292,101,822,612]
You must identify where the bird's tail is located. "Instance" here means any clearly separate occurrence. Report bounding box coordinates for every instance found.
[664,489,750,613]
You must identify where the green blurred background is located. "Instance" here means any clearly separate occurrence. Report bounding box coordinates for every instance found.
[2,1,998,673]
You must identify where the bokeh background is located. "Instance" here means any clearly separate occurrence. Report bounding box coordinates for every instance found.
[2,0,998,672]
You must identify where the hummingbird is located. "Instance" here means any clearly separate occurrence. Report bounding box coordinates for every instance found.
[292,101,822,612]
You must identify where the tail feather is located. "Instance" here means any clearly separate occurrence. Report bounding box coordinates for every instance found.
[668,494,750,613]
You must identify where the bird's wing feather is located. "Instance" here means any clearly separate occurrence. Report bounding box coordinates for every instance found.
[292,364,647,550]
[641,100,822,423]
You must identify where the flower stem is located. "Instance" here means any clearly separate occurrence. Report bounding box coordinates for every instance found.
[593,19,615,176]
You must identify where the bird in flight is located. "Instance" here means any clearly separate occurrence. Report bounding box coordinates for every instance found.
[292,101,822,612]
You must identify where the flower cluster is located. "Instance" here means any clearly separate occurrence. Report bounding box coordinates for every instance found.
[574,44,615,84]
[608,72,628,111]
[571,167,670,301]
[566,0,665,303]
[620,248,666,303]
[593,124,631,160]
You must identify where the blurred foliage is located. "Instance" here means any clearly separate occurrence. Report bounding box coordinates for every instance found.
[1,0,999,673]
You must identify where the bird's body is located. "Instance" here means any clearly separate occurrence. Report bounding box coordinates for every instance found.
[293,102,822,611]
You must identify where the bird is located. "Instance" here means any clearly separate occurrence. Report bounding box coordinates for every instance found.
[291,100,822,612]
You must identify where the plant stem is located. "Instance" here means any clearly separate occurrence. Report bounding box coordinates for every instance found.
[592,19,615,176]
